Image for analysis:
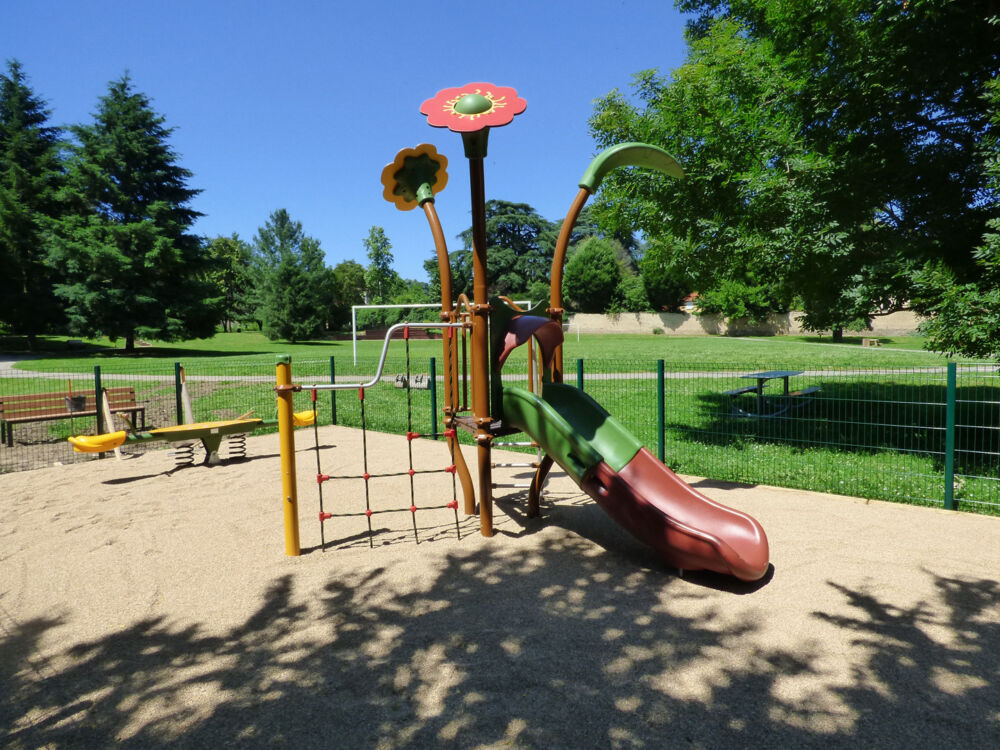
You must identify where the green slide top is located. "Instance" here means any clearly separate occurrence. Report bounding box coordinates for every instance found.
[501,383,643,484]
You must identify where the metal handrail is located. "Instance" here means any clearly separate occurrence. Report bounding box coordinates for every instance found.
[288,321,464,392]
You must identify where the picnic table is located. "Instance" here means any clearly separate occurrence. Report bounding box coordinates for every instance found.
[723,370,820,417]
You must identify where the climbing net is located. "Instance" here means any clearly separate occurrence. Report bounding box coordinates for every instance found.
[308,325,461,549]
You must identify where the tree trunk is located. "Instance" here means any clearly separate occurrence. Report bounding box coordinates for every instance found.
[832,327,844,342]
[125,333,135,352]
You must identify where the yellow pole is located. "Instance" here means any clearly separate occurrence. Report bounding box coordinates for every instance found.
[276,355,300,556]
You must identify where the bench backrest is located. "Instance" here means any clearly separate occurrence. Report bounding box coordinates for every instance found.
[0,387,138,420]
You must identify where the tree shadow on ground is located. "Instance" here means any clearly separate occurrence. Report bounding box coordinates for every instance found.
[3,547,997,748]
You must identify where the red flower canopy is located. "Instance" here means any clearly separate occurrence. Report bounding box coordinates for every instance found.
[420,83,526,133]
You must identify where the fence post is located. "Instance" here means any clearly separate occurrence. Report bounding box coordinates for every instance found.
[329,356,337,425]
[430,357,438,439]
[577,358,584,391]
[944,362,956,510]
[174,362,183,425]
[657,359,665,463]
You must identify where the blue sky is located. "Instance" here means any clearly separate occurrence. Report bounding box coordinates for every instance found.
[1,0,689,281]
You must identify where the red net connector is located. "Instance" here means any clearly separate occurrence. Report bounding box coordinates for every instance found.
[408,468,415,477]
[365,509,373,518]
[410,505,418,514]
[403,325,410,340]
[358,387,365,402]
[311,389,317,403]
[443,428,456,439]
[363,472,371,481]
[446,500,458,510]
[319,511,332,521]
[445,464,457,474]
[317,473,331,484]
[406,431,420,441]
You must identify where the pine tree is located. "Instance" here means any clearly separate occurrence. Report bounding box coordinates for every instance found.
[251,208,330,342]
[48,75,219,351]
[0,60,65,346]
[456,201,555,297]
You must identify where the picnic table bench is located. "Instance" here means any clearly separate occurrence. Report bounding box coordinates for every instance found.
[0,387,146,447]
[724,371,820,417]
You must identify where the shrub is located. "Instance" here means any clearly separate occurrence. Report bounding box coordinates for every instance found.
[563,238,623,312]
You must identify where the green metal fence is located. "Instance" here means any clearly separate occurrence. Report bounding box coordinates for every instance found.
[2,356,997,517]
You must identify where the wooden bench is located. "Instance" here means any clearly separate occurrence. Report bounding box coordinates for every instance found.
[0,387,146,447]
[861,338,881,347]
[787,386,821,398]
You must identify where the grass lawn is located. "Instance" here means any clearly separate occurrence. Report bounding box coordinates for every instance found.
[3,329,988,375]
[4,330,998,516]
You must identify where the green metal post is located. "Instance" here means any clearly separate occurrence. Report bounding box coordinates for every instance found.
[94,365,103,435]
[174,362,183,425]
[330,356,337,425]
[944,362,956,510]
[577,358,584,391]
[657,359,665,463]
[430,357,438,439]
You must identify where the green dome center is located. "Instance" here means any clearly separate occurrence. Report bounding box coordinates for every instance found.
[454,93,492,115]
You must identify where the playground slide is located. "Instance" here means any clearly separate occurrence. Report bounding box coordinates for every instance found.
[502,383,769,581]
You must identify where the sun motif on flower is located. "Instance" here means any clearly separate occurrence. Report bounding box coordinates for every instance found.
[380,144,449,211]
[420,83,527,133]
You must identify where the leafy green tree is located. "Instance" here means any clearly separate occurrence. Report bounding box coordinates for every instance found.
[592,1,999,340]
[48,75,219,351]
[590,25,835,332]
[328,259,366,330]
[915,69,1000,357]
[609,274,649,314]
[357,225,407,329]
[362,225,400,304]
[676,0,997,278]
[570,205,641,267]
[386,278,435,325]
[251,208,329,342]
[563,237,624,313]
[205,234,253,332]
[526,279,550,308]
[424,248,473,302]
[0,60,65,345]
[638,236,693,312]
[696,279,777,324]
[457,200,556,296]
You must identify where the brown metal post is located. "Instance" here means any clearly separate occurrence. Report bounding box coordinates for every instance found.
[468,156,494,536]
[422,199,476,516]
[549,188,591,383]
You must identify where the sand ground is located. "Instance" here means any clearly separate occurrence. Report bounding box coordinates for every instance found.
[2,425,999,749]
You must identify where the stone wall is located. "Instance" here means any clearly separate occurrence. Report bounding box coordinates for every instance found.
[567,310,922,337]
